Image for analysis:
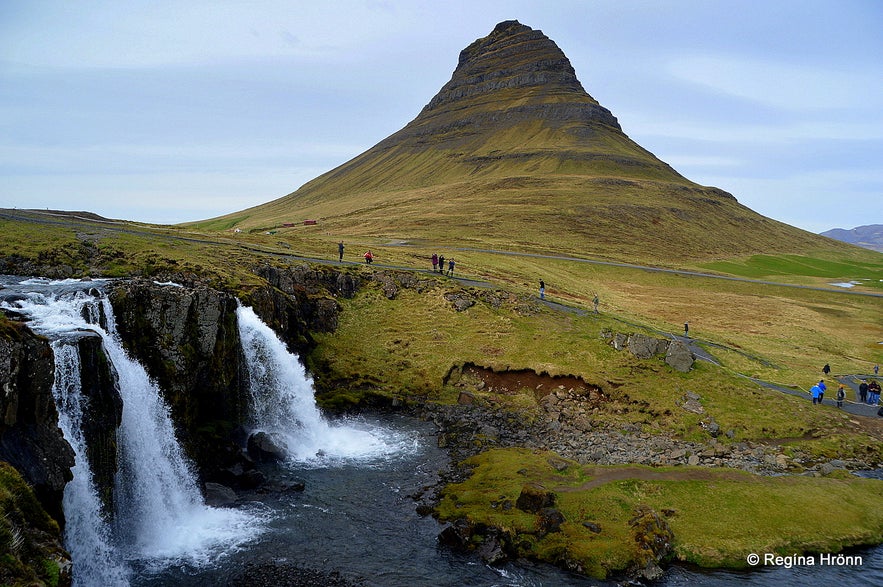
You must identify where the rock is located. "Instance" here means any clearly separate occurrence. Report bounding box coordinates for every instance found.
[627,334,667,359]
[665,341,694,372]
[537,507,566,535]
[204,482,238,506]
[247,431,289,462]
[515,482,556,513]
[0,319,75,523]
[687,454,700,466]
[583,521,602,533]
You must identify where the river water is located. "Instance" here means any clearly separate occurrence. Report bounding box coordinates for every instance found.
[129,413,883,587]
[2,276,881,586]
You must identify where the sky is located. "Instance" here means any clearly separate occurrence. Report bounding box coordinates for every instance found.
[1,0,881,233]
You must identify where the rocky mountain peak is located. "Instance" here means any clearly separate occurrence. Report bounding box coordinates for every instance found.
[417,20,619,130]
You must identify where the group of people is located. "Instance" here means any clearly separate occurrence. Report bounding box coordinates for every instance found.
[858,379,882,405]
[809,363,883,413]
[431,253,455,276]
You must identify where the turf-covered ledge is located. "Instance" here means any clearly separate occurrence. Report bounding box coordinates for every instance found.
[434,447,883,581]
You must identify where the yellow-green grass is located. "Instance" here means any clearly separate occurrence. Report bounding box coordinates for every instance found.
[309,280,883,461]
[435,448,883,578]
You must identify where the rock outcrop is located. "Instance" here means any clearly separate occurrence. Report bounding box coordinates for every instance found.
[0,318,74,523]
[106,279,248,476]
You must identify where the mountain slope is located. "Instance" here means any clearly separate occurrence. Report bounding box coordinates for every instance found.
[202,20,856,264]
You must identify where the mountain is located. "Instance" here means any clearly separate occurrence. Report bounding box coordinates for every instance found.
[820,224,883,253]
[202,20,854,264]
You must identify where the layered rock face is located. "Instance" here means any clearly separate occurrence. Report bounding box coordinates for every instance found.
[415,19,621,134]
[0,320,74,523]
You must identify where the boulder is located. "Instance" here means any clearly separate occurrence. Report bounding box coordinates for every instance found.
[247,431,289,463]
[665,341,694,372]
[515,482,556,513]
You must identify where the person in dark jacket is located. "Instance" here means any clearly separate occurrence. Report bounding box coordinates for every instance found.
[859,380,869,404]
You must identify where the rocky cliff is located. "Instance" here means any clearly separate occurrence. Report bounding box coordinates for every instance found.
[0,317,74,523]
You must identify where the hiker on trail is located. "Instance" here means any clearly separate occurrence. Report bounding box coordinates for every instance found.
[823,363,831,375]
[869,380,882,405]
[447,258,455,276]
[684,322,689,338]
[363,250,374,264]
[438,255,445,274]
[817,379,826,403]
[875,364,879,376]
[859,380,869,403]
[836,384,846,408]
[539,280,545,300]
[338,241,345,261]
[593,293,599,313]
[431,253,438,272]
[810,383,822,405]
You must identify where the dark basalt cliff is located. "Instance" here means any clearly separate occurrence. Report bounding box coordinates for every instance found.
[0,320,74,522]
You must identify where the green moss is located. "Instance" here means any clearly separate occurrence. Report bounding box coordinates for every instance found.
[436,448,883,579]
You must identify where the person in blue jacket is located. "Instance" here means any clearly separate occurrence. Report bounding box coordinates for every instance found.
[810,383,822,405]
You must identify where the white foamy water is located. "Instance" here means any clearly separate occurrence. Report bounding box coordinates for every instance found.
[3,282,266,585]
[236,304,417,465]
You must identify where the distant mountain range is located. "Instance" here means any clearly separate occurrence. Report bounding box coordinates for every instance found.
[820,224,883,253]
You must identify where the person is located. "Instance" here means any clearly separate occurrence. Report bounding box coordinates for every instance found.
[869,380,882,405]
[438,255,445,274]
[810,382,822,405]
[593,293,599,313]
[363,250,373,264]
[684,322,689,338]
[539,280,545,299]
[338,241,345,261]
[859,380,869,404]
[875,364,879,376]
[447,258,455,276]
[431,253,438,273]
[817,379,826,403]
[836,384,845,408]
[823,363,830,375]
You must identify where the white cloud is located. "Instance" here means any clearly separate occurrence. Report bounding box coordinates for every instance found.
[666,55,882,111]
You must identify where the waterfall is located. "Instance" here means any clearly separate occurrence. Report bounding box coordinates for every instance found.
[52,341,130,586]
[236,305,412,463]
[2,280,264,585]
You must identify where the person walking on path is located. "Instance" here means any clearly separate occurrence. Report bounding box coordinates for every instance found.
[539,280,545,300]
[447,258,455,276]
[684,322,689,338]
[438,255,445,274]
[869,380,882,405]
[859,380,869,404]
[363,250,374,264]
[338,241,345,262]
[836,384,846,408]
[875,364,879,376]
[593,293,599,313]
[823,363,831,376]
[810,382,822,405]
[817,379,826,403]
[431,253,438,273]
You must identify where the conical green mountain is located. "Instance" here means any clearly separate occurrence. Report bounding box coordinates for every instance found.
[209,20,847,263]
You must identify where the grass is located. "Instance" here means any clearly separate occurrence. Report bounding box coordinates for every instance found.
[436,448,883,578]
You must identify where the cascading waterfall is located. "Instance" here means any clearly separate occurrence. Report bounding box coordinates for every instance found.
[236,304,413,463]
[2,280,264,585]
[52,341,130,586]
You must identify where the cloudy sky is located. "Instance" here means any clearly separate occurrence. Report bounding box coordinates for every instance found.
[1,0,881,233]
